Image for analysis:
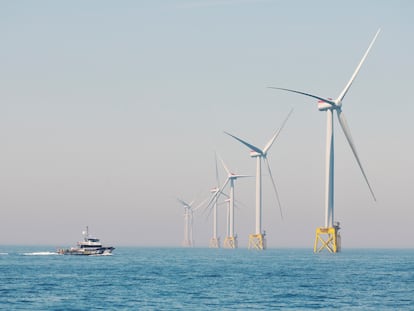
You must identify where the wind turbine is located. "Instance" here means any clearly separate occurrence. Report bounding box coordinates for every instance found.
[213,155,249,249]
[225,109,293,250]
[269,29,380,253]
[177,198,199,247]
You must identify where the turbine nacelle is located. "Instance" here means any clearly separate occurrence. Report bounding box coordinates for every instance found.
[317,98,340,111]
[250,150,262,157]
[317,100,332,111]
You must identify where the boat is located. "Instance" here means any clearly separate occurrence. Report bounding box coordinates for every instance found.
[58,227,115,256]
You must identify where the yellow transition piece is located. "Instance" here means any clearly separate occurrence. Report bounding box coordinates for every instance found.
[209,237,220,248]
[314,226,341,253]
[223,236,237,249]
[248,233,266,250]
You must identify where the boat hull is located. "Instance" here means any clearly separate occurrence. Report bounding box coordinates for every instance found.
[58,247,115,256]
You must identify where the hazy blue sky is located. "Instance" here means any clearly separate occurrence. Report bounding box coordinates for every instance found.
[1,0,413,248]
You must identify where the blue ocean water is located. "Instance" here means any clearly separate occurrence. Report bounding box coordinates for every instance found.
[0,247,413,310]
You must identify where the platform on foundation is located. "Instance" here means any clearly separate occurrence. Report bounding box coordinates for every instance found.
[209,237,220,248]
[248,233,266,250]
[314,226,341,253]
[223,236,237,249]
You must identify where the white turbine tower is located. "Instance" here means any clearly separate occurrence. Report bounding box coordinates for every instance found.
[209,153,221,248]
[225,109,293,250]
[213,155,249,249]
[177,198,197,247]
[269,29,380,253]
[224,198,231,240]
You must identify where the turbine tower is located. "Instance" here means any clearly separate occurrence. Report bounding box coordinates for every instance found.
[177,198,197,247]
[209,153,221,248]
[225,109,293,250]
[269,29,380,253]
[224,198,231,244]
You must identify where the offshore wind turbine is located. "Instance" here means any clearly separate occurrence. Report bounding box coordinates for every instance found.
[269,29,380,253]
[225,109,293,250]
[177,198,198,247]
[213,155,249,249]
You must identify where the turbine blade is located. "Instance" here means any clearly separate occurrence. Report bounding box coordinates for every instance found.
[177,198,189,207]
[217,153,231,176]
[268,87,336,106]
[205,200,214,219]
[218,178,230,196]
[194,195,212,212]
[214,152,220,187]
[202,192,217,216]
[232,174,252,179]
[263,108,294,154]
[264,157,283,220]
[204,178,230,213]
[202,193,217,215]
[224,131,263,155]
[218,191,229,199]
[337,110,377,201]
[337,28,381,102]
[234,198,248,209]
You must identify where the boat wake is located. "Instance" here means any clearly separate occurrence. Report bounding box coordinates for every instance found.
[22,252,58,256]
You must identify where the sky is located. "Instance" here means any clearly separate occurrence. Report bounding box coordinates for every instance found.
[1,0,413,248]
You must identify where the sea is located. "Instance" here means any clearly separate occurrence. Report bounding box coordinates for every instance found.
[0,247,413,310]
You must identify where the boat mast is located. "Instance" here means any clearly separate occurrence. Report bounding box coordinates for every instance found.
[83,226,89,241]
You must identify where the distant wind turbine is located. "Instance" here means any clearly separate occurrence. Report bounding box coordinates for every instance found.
[177,198,202,247]
[269,29,380,253]
[225,109,293,250]
[212,155,250,249]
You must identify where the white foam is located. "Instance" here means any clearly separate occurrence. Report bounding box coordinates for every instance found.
[22,251,58,256]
